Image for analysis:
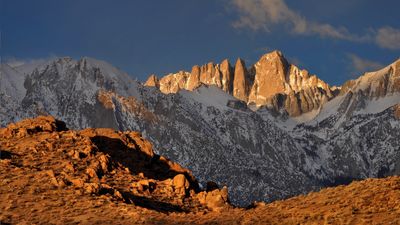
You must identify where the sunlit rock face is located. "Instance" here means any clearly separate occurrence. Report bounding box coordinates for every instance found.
[233,58,250,102]
[144,74,159,88]
[220,59,234,93]
[247,50,337,116]
[149,50,337,117]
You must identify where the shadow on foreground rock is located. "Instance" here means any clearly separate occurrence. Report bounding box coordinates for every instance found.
[89,135,198,190]
[0,150,12,160]
[119,191,186,213]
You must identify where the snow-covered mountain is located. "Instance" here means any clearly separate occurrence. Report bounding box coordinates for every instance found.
[0,60,50,123]
[1,53,399,206]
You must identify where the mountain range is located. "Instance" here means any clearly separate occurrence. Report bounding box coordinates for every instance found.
[1,51,399,206]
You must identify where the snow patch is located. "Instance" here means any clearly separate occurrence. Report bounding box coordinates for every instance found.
[179,85,237,109]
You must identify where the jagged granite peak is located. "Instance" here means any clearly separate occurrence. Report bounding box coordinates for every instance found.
[187,65,201,91]
[144,74,160,88]
[233,58,250,102]
[199,62,215,85]
[158,71,190,94]
[146,59,235,94]
[248,50,337,116]
[220,59,234,93]
[248,50,289,106]
[146,50,337,117]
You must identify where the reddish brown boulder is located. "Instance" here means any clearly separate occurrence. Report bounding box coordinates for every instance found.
[173,174,190,197]
[196,186,229,212]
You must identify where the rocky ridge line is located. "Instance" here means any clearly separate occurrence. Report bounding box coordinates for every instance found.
[145,50,338,117]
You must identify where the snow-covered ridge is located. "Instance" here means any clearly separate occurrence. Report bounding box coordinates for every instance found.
[0,64,26,101]
[179,85,238,109]
[350,58,400,93]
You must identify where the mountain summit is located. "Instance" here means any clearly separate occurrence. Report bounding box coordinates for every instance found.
[145,50,338,116]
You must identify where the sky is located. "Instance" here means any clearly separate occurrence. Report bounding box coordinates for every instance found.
[1,0,400,86]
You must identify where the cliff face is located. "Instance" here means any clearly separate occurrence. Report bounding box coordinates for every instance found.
[248,51,336,116]
[233,58,250,102]
[220,59,233,93]
[144,74,159,88]
[145,50,337,117]
[248,51,289,105]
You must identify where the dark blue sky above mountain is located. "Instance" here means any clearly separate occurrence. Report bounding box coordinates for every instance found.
[2,0,400,86]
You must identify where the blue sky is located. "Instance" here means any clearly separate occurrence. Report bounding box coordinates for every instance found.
[2,0,400,86]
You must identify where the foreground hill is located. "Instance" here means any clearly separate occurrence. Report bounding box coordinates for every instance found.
[0,116,230,224]
[1,117,400,224]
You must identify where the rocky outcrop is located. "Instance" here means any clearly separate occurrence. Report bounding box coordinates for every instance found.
[172,174,190,197]
[199,62,218,86]
[151,60,235,94]
[248,51,336,116]
[220,59,233,93]
[144,74,159,88]
[146,50,337,116]
[0,116,232,222]
[187,65,201,91]
[159,71,190,94]
[233,58,250,102]
[196,186,229,212]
